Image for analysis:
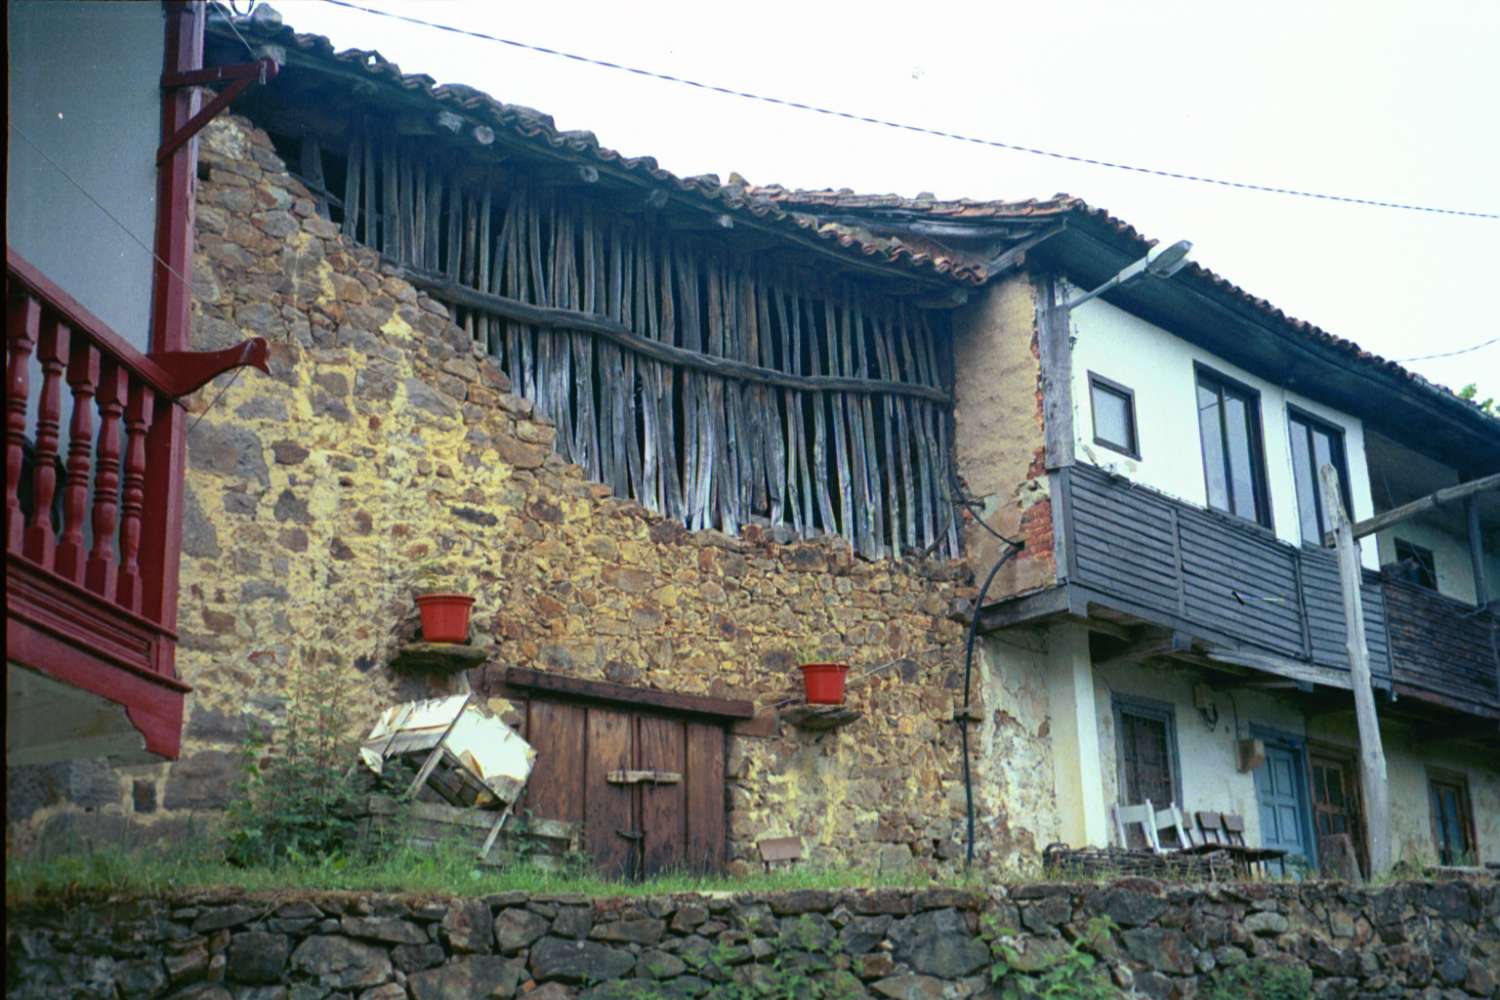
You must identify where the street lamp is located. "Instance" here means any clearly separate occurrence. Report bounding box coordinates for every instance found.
[1062,239,1193,310]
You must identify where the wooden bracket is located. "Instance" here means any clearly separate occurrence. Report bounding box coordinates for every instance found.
[606,769,682,786]
[158,58,279,164]
[148,338,270,398]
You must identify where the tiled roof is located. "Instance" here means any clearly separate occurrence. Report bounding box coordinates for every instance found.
[761,188,1497,422]
[208,8,984,286]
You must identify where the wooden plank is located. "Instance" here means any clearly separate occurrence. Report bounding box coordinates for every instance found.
[753,276,787,527]
[519,699,585,826]
[684,720,725,874]
[1322,463,1391,877]
[803,294,837,535]
[656,238,683,520]
[504,667,755,719]
[585,708,635,879]
[361,128,376,250]
[824,300,854,547]
[636,716,686,877]
[341,134,361,239]
[381,136,398,260]
[775,285,811,537]
[1039,275,1075,469]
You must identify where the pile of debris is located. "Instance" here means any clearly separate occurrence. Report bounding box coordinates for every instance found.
[354,693,576,867]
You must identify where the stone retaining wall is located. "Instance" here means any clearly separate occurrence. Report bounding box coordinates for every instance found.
[8,880,1498,999]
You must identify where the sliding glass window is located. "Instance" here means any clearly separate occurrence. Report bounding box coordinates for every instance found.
[1195,366,1271,527]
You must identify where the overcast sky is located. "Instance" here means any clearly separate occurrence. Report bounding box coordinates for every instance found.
[270,0,1499,400]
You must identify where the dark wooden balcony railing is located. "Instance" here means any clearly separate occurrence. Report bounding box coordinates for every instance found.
[1056,462,1395,686]
[1381,576,1500,718]
[6,248,268,758]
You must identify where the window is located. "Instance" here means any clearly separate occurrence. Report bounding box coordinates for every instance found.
[1089,372,1139,458]
[1114,698,1180,809]
[1288,409,1352,545]
[1195,366,1271,527]
[1428,772,1474,866]
[1393,538,1438,590]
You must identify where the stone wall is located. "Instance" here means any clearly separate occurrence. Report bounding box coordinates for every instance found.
[9,880,1499,999]
[5,115,1077,874]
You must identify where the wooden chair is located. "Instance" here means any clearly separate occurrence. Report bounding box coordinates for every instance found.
[1113,801,1161,852]
[1195,810,1227,845]
[1221,812,1271,877]
[1154,803,1195,851]
[757,836,802,874]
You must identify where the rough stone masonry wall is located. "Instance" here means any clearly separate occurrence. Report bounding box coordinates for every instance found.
[5,115,1075,873]
[9,880,1500,999]
[950,276,1055,601]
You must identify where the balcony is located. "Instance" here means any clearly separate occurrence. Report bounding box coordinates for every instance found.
[1048,462,1395,689]
[1381,576,1500,719]
[5,249,267,764]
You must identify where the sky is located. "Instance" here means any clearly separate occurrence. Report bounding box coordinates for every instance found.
[262,0,1499,400]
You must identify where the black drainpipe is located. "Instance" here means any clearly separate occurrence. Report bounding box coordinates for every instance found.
[960,537,1023,868]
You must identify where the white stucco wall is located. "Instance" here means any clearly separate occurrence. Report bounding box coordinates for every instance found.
[1089,658,1500,867]
[1066,293,1379,568]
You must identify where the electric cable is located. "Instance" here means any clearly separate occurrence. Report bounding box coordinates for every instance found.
[310,0,1500,221]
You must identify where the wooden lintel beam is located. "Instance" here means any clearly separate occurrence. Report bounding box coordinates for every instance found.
[1346,472,1500,540]
[1094,629,1193,671]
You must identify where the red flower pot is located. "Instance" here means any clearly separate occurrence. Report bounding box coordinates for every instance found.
[799,662,850,705]
[415,593,475,643]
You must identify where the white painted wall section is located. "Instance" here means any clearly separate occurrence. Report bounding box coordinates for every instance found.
[1066,292,1379,569]
[1045,623,1108,847]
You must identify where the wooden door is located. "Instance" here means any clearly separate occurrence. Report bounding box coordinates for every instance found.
[1309,751,1365,876]
[517,697,727,878]
[1254,741,1313,874]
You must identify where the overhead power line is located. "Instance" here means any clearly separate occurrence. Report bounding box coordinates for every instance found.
[1395,335,1500,362]
[316,0,1499,221]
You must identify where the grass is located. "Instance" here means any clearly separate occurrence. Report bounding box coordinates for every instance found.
[5,841,980,909]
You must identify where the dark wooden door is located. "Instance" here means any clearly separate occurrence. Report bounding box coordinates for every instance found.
[1309,751,1365,875]
[518,697,727,878]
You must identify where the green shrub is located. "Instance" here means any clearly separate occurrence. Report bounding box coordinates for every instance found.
[223,655,364,867]
[1203,958,1312,1000]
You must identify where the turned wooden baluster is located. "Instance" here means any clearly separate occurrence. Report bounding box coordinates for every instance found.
[115,380,154,614]
[6,293,40,553]
[85,360,128,602]
[54,340,100,582]
[23,316,71,567]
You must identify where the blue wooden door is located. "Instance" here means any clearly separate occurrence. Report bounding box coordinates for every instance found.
[1254,742,1311,871]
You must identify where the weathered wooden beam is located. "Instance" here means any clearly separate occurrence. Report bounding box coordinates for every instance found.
[1040,275,1074,470]
[1467,495,1490,609]
[502,667,755,720]
[395,265,954,404]
[1346,472,1499,540]
[1093,630,1193,671]
[1323,463,1392,877]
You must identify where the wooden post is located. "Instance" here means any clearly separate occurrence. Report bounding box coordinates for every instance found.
[1321,463,1391,877]
[1467,496,1489,610]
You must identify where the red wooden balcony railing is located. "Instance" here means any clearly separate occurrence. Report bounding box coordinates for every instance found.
[6,247,268,759]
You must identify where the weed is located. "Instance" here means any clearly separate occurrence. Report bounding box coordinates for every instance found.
[1202,958,1312,1000]
[983,914,1121,999]
[222,655,364,867]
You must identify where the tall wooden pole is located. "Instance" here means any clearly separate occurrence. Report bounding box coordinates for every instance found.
[1322,464,1391,877]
